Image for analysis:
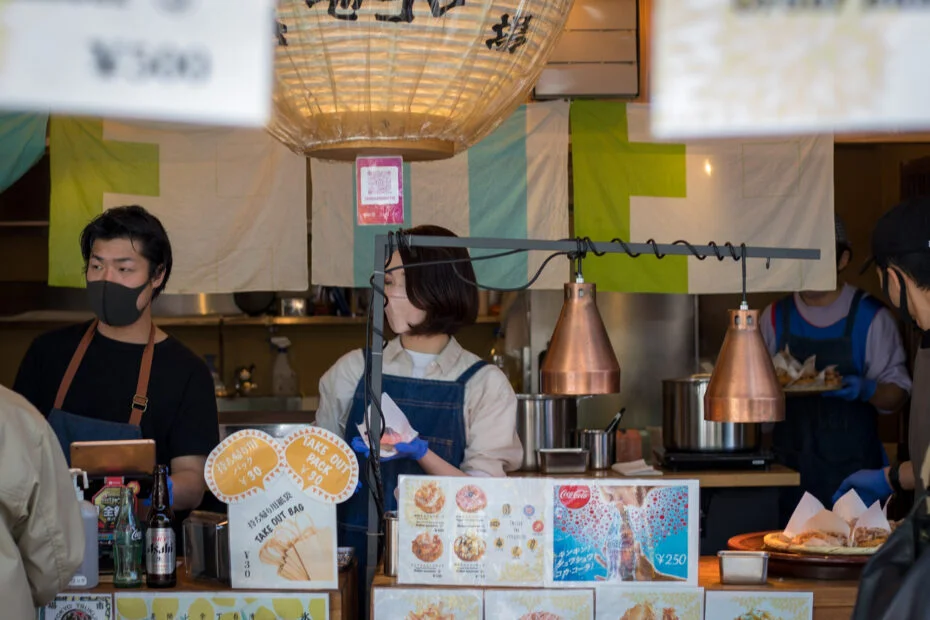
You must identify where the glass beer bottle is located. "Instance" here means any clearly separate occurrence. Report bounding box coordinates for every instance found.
[113,486,143,587]
[145,465,177,588]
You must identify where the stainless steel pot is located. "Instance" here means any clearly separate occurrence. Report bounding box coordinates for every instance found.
[573,429,615,470]
[662,375,760,452]
[516,395,578,471]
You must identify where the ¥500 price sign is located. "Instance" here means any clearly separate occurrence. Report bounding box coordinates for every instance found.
[0,0,273,126]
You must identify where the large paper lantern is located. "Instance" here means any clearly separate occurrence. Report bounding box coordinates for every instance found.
[270,0,574,161]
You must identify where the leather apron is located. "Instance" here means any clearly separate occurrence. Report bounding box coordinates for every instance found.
[47,320,155,465]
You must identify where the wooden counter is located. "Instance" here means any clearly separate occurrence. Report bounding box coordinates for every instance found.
[83,561,357,620]
[373,557,857,620]
[508,464,801,488]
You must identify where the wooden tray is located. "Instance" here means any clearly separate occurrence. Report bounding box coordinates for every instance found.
[728,531,868,580]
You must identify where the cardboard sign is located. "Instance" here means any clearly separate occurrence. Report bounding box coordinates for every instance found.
[0,0,273,126]
[282,426,359,504]
[204,428,357,590]
[205,429,284,503]
[653,0,930,137]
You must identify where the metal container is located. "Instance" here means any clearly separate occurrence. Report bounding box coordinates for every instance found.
[516,395,578,471]
[572,429,615,470]
[718,550,769,585]
[182,511,230,583]
[279,297,308,317]
[662,375,760,453]
[538,448,589,474]
[383,511,399,577]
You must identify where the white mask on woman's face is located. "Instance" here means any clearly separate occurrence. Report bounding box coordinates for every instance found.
[384,257,426,334]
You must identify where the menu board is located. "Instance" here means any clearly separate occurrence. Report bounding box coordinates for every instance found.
[547,480,700,587]
[397,475,548,586]
[113,592,328,620]
[484,589,594,620]
[595,587,704,620]
[372,588,482,620]
[704,591,813,620]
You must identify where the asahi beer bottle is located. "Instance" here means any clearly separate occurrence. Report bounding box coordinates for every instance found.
[145,464,176,588]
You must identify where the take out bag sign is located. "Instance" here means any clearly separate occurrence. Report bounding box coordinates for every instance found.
[205,428,359,505]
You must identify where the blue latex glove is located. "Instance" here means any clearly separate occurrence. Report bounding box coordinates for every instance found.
[832,468,892,506]
[825,376,877,402]
[141,475,174,508]
[351,436,428,461]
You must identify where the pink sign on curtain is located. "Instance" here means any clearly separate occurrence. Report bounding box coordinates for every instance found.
[356,156,404,225]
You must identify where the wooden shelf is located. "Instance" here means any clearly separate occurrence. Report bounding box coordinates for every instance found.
[0,310,500,327]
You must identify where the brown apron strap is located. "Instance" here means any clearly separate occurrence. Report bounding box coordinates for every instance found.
[54,320,99,410]
[128,324,156,427]
[53,320,156,427]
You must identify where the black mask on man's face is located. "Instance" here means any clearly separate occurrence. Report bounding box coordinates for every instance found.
[86,280,150,327]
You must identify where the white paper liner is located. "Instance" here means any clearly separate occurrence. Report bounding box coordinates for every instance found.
[833,489,869,525]
[783,492,825,538]
[356,393,419,458]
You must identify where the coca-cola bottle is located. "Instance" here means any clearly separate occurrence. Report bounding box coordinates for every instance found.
[145,465,176,588]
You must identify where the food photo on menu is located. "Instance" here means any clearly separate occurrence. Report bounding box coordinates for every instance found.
[594,587,705,620]
[484,589,594,620]
[372,588,483,620]
[397,476,548,586]
[549,481,699,585]
[703,591,814,620]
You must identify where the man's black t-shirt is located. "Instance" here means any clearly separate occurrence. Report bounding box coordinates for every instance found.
[13,321,219,467]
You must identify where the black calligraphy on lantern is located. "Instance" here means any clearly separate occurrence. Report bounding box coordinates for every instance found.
[486,13,533,54]
[306,0,363,21]
[303,0,466,24]
[276,20,289,46]
[375,0,465,24]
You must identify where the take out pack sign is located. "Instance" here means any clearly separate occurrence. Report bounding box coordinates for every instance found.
[652,0,930,137]
[204,427,360,590]
[0,0,274,126]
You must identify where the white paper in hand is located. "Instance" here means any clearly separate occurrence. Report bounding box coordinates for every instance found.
[356,393,418,458]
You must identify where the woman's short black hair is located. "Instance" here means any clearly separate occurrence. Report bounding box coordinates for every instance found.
[396,224,478,336]
[80,205,173,298]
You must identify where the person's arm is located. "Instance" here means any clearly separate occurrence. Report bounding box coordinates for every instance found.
[5,391,84,606]
[456,366,523,478]
[885,461,916,492]
[417,450,469,477]
[317,350,365,437]
[166,362,219,511]
[865,308,912,413]
[170,455,208,511]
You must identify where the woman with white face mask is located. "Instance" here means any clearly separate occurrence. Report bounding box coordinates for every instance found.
[316,225,523,588]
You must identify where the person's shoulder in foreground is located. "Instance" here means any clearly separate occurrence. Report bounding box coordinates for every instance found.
[0,384,84,615]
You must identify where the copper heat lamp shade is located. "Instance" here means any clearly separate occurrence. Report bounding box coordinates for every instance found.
[704,307,785,423]
[541,282,621,396]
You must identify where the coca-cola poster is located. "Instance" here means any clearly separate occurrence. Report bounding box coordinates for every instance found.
[547,481,699,587]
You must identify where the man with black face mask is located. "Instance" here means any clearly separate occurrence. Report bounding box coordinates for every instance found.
[13,205,218,513]
[835,197,930,508]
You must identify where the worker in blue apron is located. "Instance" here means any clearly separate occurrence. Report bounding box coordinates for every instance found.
[316,225,523,612]
[772,290,886,514]
[762,216,910,520]
[48,318,154,455]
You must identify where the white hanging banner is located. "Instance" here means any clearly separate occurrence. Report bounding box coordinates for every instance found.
[0,0,273,127]
[652,0,930,138]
